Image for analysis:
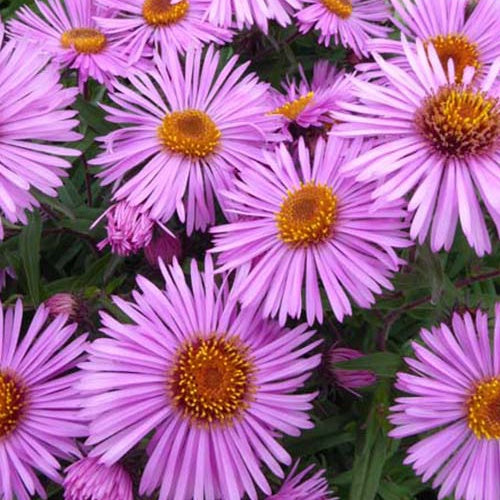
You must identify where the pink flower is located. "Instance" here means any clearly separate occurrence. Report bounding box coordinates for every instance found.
[92,46,282,234]
[328,345,376,391]
[9,0,129,90]
[95,0,233,63]
[389,304,500,500]
[0,300,88,500]
[80,256,321,499]
[45,293,80,319]
[211,136,411,325]
[144,230,182,268]
[64,456,133,500]
[296,0,390,57]
[333,40,500,256]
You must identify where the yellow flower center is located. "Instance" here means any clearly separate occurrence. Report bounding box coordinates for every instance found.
[169,335,254,425]
[271,92,315,121]
[427,34,481,83]
[158,109,221,158]
[142,0,189,26]
[0,373,25,438]
[277,182,338,247]
[60,28,107,54]
[467,377,500,440]
[321,0,353,18]
[415,85,500,158]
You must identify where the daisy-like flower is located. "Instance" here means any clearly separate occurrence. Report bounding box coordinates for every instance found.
[295,0,391,57]
[64,456,133,500]
[333,40,500,256]
[0,300,88,500]
[80,256,321,499]
[328,345,376,392]
[206,0,301,32]
[9,0,128,90]
[269,60,352,138]
[0,33,81,240]
[368,0,500,83]
[267,461,337,499]
[93,46,282,234]
[211,136,410,325]
[95,0,233,63]
[389,304,500,500]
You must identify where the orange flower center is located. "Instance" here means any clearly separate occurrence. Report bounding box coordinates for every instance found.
[271,92,315,121]
[142,0,189,26]
[277,181,338,247]
[158,109,221,158]
[467,377,500,440]
[169,335,253,425]
[415,85,500,158]
[321,0,353,18]
[60,28,107,54]
[0,372,25,438]
[427,34,481,83]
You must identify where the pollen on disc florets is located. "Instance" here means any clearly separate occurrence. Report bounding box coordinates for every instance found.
[467,377,500,440]
[60,28,107,54]
[415,85,500,158]
[321,0,353,18]
[0,372,25,438]
[427,33,481,83]
[277,181,338,247]
[158,109,221,158]
[271,92,315,121]
[142,0,189,26]
[169,335,254,425]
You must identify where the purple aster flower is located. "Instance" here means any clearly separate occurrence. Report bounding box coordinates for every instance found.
[144,230,182,268]
[92,46,282,234]
[333,40,500,256]
[389,304,500,500]
[80,256,321,499]
[368,0,500,83]
[95,0,233,63]
[211,136,410,325]
[0,267,16,292]
[64,456,133,500]
[269,60,353,137]
[0,34,81,240]
[9,0,129,90]
[296,0,391,57]
[206,0,301,32]
[0,300,88,500]
[328,345,376,392]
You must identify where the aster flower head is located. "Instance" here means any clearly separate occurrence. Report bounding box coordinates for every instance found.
[63,456,133,500]
[296,0,391,57]
[144,229,182,268]
[333,40,500,256]
[94,0,233,63]
[80,256,321,499]
[328,345,376,392]
[93,46,282,234]
[211,136,411,326]
[267,461,337,499]
[269,60,353,137]
[368,0,500,83]
[0,300,88,500]
[0,35,81,240]
[9,0,129,90]
[389,304,500,500]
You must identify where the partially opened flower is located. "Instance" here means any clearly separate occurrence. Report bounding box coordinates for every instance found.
[211,136,410,326]
[390,304,500,500]
[328,345,376,392]
[267,461,337,499]
[93,46,281,234]
[296,0,390,57]
[368,0,500,82]
[45,293,80,320]
[9,0,129,90]
[0,35,81,240]
[333,40,500,256]
[95,0,233,63]
[64,456,133,500]
[144,229,182,268]
[269,60,353,137]
[0,300,88,500]
[80,256,321,499]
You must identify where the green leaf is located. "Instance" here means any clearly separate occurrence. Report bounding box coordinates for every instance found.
[335,352,403,377]
[73,95,115,135]
[19,213,43,305]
